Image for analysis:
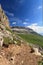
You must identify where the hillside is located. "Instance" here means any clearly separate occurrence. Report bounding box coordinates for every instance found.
[18,33,43,47]
[11,26,43,47]
[0,5,43,65]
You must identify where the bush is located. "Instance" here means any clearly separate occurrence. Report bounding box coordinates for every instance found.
[38,61,43,65]
[3,37,13,45]
[6,27,13,33]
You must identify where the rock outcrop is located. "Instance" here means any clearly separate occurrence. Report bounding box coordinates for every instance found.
[0,4,13,46]
[0,4,9,28]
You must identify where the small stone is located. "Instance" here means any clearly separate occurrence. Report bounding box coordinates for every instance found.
[21,60,24,64]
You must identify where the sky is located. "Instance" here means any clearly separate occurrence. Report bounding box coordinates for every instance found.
[0,0,43,35]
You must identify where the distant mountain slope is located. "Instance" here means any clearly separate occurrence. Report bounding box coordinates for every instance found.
[11,26,38,35]
[18,34,43,47]
[11,26,43,48]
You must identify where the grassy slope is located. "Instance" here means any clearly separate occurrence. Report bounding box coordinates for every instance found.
[18,34,43,47]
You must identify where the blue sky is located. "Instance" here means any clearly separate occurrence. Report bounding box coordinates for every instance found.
[0,0,43,35]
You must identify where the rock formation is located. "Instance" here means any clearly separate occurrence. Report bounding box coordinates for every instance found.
[0,4,13,46]
[0,4,10,28]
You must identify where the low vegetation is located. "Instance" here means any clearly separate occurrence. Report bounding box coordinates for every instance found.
[3,37,13,45]
[38,61,43,65]
[6,27,13,33]
[3,35,21,47]
[18,34,43,47]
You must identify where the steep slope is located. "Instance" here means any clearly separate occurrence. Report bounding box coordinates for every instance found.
[0,5,15,47]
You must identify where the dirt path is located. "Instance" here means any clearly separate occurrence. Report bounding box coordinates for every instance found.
[0,44,42,65]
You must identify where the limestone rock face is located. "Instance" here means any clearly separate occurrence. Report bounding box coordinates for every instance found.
[0,4,12,47]
[0,36,3,46]
[0,4,9,28]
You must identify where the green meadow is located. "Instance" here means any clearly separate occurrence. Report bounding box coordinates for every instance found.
[18,34,43,47]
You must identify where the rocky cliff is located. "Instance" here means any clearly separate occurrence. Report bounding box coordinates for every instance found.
[0,4,9,28]
[0,4,14,47]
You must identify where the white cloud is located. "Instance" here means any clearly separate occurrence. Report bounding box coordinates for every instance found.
[37,6,42,9]
[4,11,14,16]
[12,22,16,25]
[23,22,28,24]
[27,23,43,35]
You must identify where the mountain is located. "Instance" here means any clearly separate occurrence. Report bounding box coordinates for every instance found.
[11,26,43,47]
[11,26,38,34]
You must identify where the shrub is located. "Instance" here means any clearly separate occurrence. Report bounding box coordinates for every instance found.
[3,37,13,45]
[38,61,43,65]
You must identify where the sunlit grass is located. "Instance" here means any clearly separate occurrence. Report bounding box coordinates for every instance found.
[18,34,43,47]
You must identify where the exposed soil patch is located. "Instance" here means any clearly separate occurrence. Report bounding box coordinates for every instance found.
[0,44,42,65]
